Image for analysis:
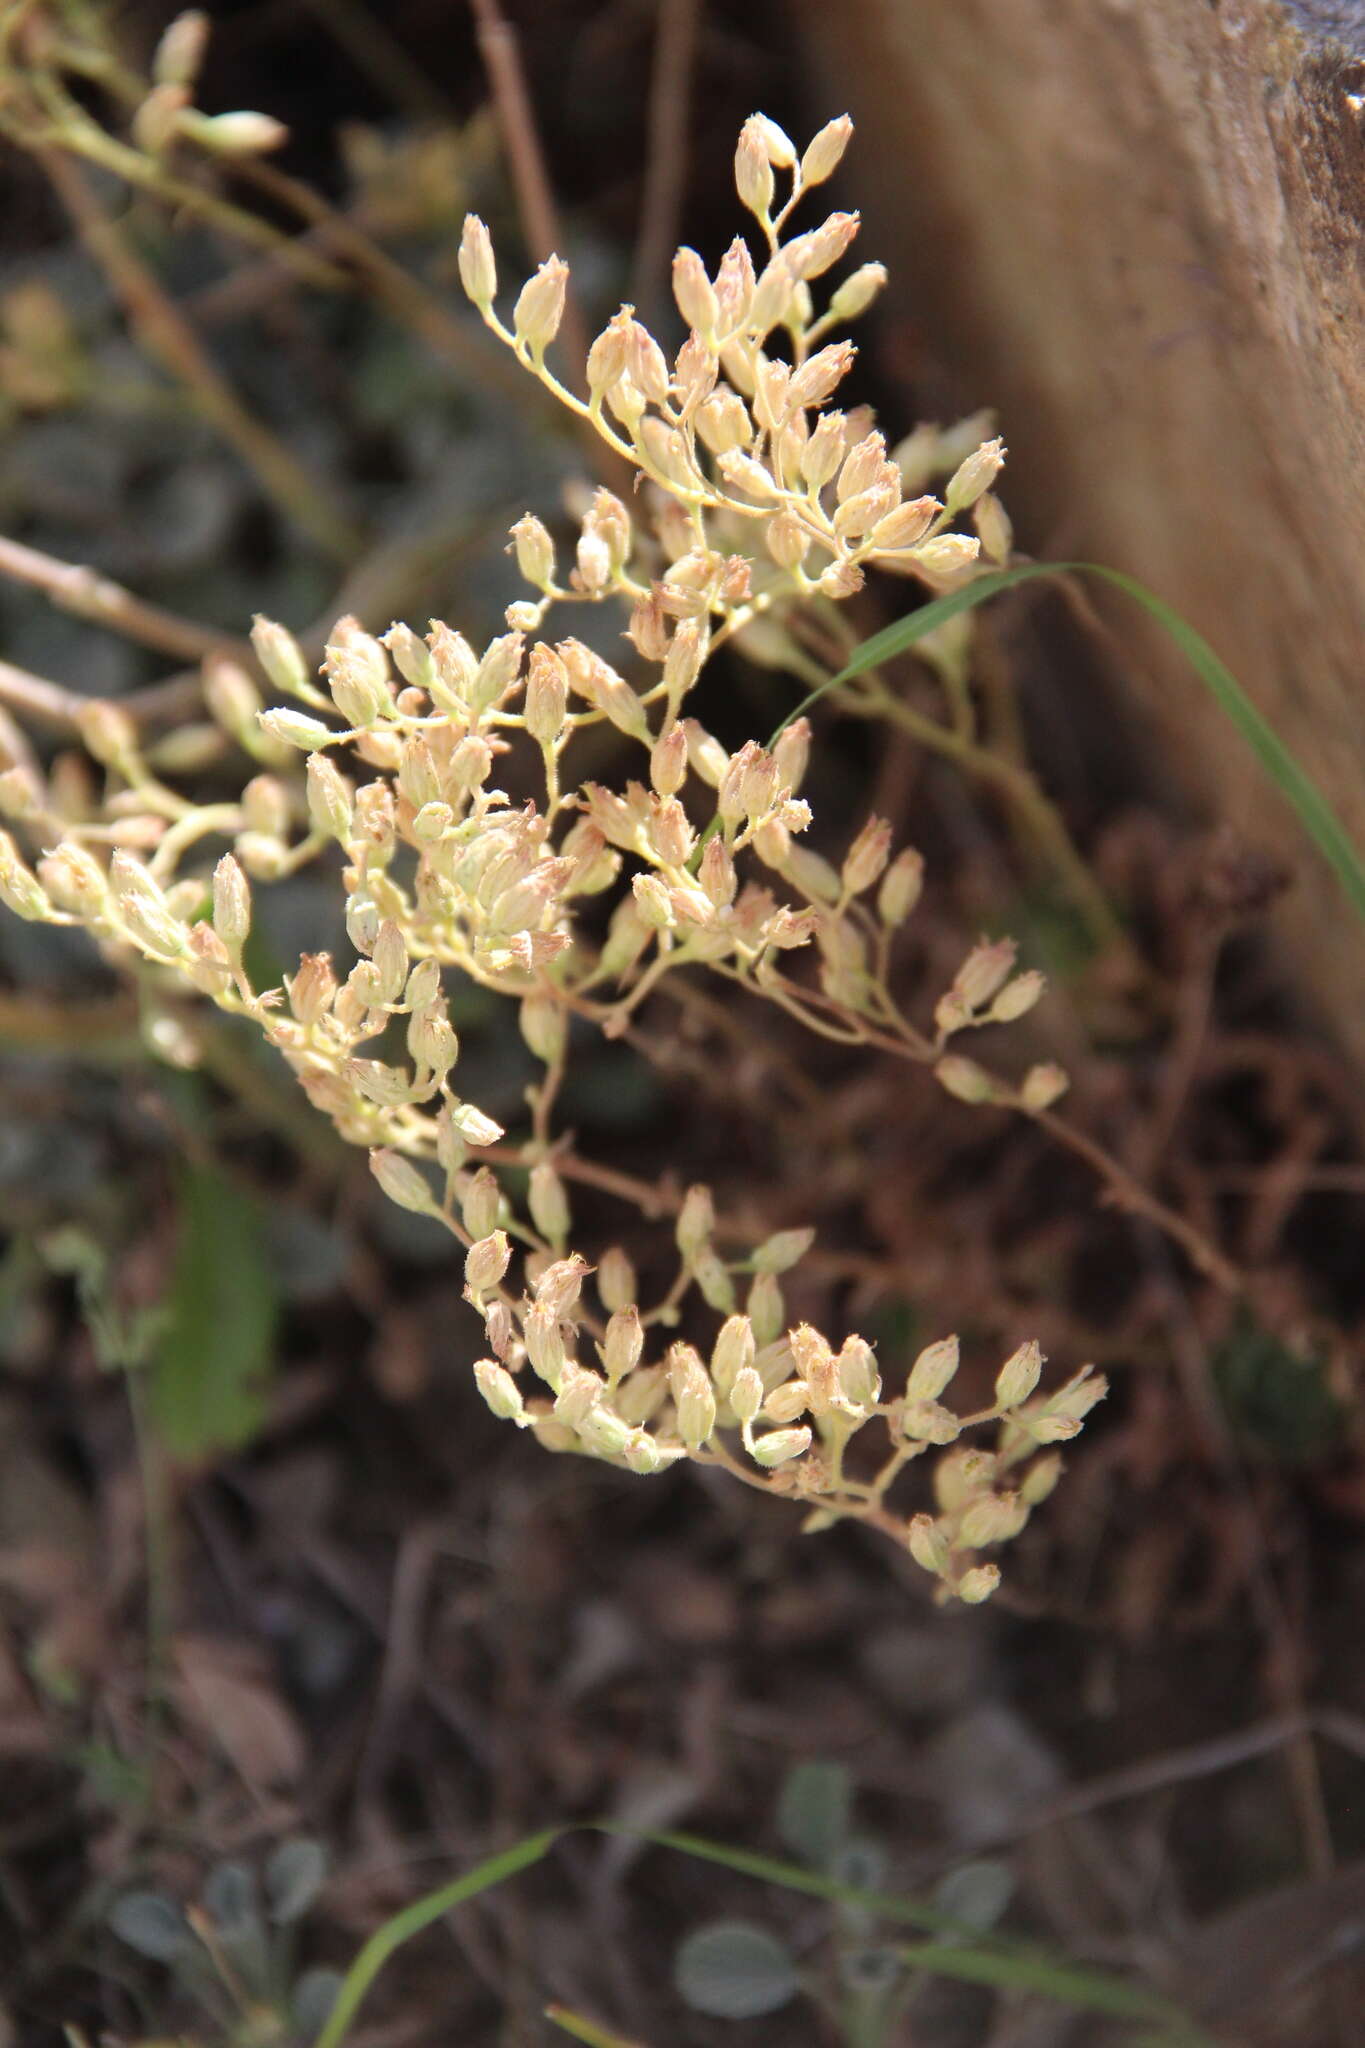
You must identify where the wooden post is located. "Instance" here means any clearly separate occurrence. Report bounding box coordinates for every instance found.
[792,0,1365,1059]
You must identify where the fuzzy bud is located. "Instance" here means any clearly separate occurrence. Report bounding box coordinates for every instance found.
[729,1365,764,1426]
[528,1162,571,1245]
[465,1231,511,1297]
[800,114,853,187]
[474,1360,525,1424]
[957,1564,1001,1605]
[935,1055,996,1106]
[211,853,250,954]
[458,215,497,307]
[907,1514,952,1577]
[249,616,309,697]
[750,1426,811,1468]
[995,1340,1044,1410]
[877,846,924,927]
[370,1149,440,1216]
[513,256,569,355]
[828,262,887,323]
[906,1335,959,1404]
[603,1305,644,1382]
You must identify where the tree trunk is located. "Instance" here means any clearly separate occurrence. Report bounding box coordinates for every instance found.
[792,0,1365,1060]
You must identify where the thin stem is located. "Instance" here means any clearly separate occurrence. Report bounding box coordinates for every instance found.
[39,148,360,561]
[0,535,252,669]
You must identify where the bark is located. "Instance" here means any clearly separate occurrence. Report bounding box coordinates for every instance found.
[791,0,1365,1059]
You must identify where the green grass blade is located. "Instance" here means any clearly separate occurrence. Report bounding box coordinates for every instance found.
[310,1820,1209,2047]
[777,562,1365,925]
[895,1937,1201,2034]
[311,1828,561,2048]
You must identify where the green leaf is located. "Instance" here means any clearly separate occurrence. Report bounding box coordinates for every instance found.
[108,1890,191,1962]
[150,1163,279,1457]
[266,1837,328,1924]
[895,1935,1194,2027]
[776,1758,853,1871]
[932,1859,1015,1937]
[310,1829,560,2048]
[674,1920,800,2019]
[778,564,1365,927]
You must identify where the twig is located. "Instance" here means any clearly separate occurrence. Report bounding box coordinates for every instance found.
[0,534,251,669]
[469,0,593,394]
[631,0,700,318]
[38,147,361,562]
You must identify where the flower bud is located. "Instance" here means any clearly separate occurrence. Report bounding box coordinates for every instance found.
[672,246,718,333]
[957,1564,1001,1605]
[995,1340,1044,1410]
[735,119,776,215]
[153,10,210,87]
[800,113,853,187]
[841,816,892,896]
[836,1335,880,1409]
[465,1231,511,1297]
[211,853,250,954]
[195,110,288,155]
[945,436,1006,516]
[458,214,497,307]
[523,644,568,747]
[594,1247,635,1316]
[877,846,924,927]
[729,1365,764,1425]
[974,492,1013,564]
[710,1314,755,1399]
[935,1055,995,1106]
[828,262,887,323]
[513,255,569,354]
[449,1102,505,1147]
[603,1305,644,1382]
[750,1426,811,1468]
[747,1271,783,1348]
[990,971,1046,1024]
[474,1359,525,1423]
[906,1335,959,1404]
[528,1162,571,1245]
[907,1513,951,1577]
[259,709,334,752]
[1020,1452,1064,1506]
[370,1149,440,1216]
[912,535,981,582]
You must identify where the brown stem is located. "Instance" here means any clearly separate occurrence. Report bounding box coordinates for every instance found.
[0,534,252,670]
[39,149,360,561]
[631,0,700,318]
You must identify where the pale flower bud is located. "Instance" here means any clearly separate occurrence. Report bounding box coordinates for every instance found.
[211,854,250,954]
[474,1360,526,1424]
[672,247,718,333]
[711,1314,755,1399]
[747,1271,783,1348]
[877,846,924,927]
[907,1514,952,1577]
[698,835,736,909]
[668,1344,717,1449]
[786,342,856,412]
[153,10,210,86]
[458,214,497,306]
[513,255,569,354]
[771,717,811,795]
[676,1183,714,1260]
[449,1102,505,1147]
[901,1400,962,1445]
[868,495,939,554]
[828,262,887,323]
[465,1231,511,1297]
[750,1426,811,1468]
[632,874,675,930]
[935,1055,995,1106]
[597,1247,636,1315]
[912,534,981,582]
[1021,1452,1064,1505]
[841,816,892,896]
[604,1305,644,1381]
[906,1336,959,1404]
[523,645,569,747]
[735,119,776,215]
[994,1340,1044,1410]
[370,1149,440,1216]
[650,722,689,798]
[765,512,810,571]
[974,492,1014,564]
[836,1336,881,1409]
[764,1380,811,1425]
[510,514,556,589]
[729,1365,764,1425]
[990,971,1046,1024]
[528,1162,571,1244]
[957,1564,1001,1605]
[800,114,853,186]
[1020,1062,1069,1114]
[259,709,334,752]
[752,1226,815,1274]
[945,436,1006,516]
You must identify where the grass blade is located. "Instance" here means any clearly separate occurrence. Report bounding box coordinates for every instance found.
[775,562,1365,926]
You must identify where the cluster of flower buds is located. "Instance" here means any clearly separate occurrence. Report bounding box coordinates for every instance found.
[445,1179,1103,1602]
[0,112,1100,1598]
